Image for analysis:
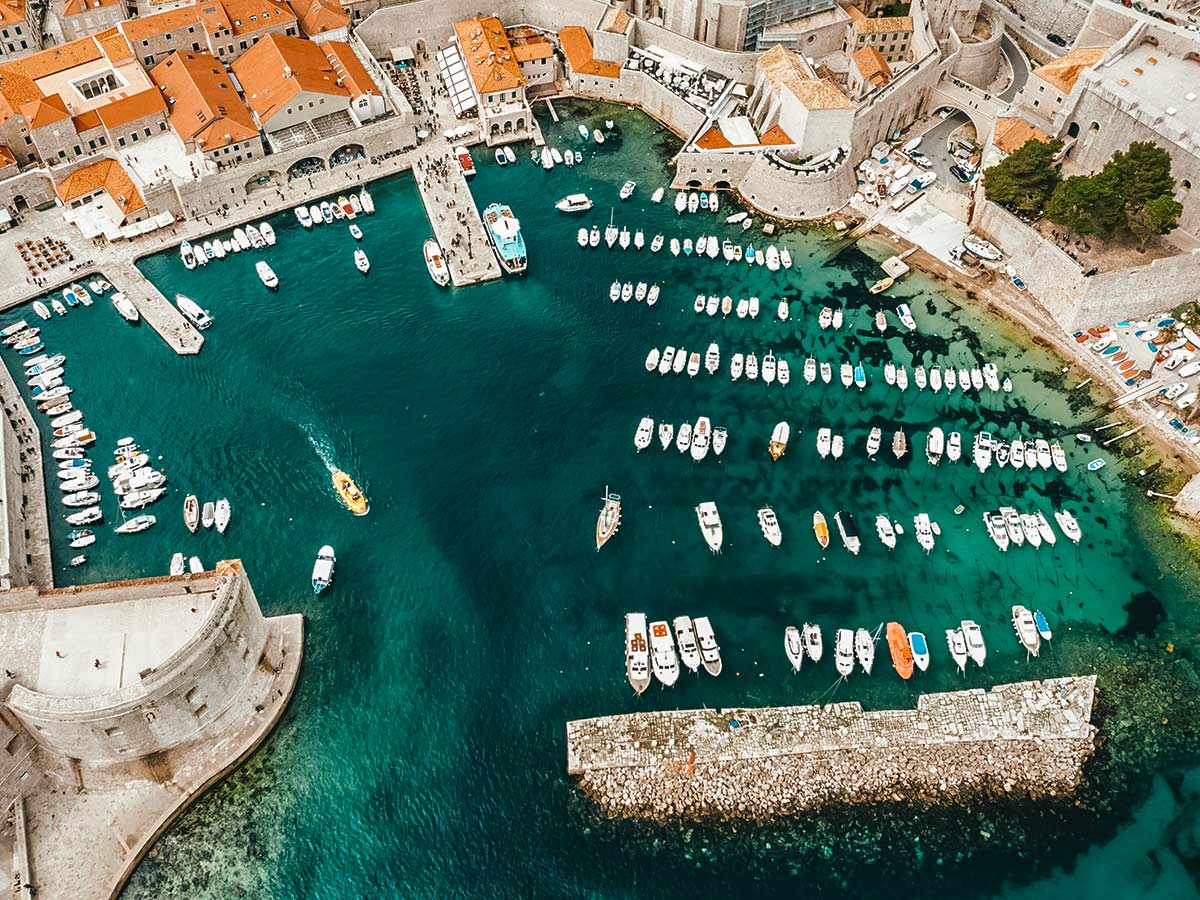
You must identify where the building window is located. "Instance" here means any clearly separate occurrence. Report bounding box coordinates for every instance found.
[193,703,209,719]
[103,726,123,739]
[144,126,151,137]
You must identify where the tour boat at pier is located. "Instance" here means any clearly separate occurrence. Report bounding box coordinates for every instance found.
[1012,605,1041,656]
[757,506,782,546]
[689,416,710,461]
[649,620,679,687]
[176,294,212,330]
[312,545,336,593]
[424,240,450,286]
[695,501,723,553]
[673,616,701,672]
[961,620,986,667]
[887,622,914,679]
[483,203,527,275]
[855,627,876,674]
[625,613,651,693]
[112,293,139,322]
[803,623,823,662]
[785,625,804,672]
[596,486,621,550]
[835,629,854,677]
[331,469,368,515]
[694,616,721,676]
[295,206,312,228]
[359,188,375,214]
[454,145,475,178]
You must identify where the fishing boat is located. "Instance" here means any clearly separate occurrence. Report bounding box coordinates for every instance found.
[183,494,200,533]
[332,469,368,515]
[695,501,723,553]
[869,276,894,294]
[256,261,279,288]
[176,294,212,330]
[1087,458,1106,472]
[834,511,860,554]
[1054,509,1082,542]
[596,486,621,550]
[694,616,722,676]
[855,627,876,674]
[1034,610,1053,641]
[625,613,652,693]
[420,239,451,287]
[593,129,605,143]
[312,545,336,593]
[555,193,593,213]
[649,620,679,686]
[946,628,968,673]
[114,514,155,534]
[887,622,914,679]
[578,124,590,139]
[812,510,830,549]
[784,626,804,672]
[1012,605,1041,656]
[673,616,702,672]
[758,506,782,546]
[482,203,527,275]
[875,514,896,549]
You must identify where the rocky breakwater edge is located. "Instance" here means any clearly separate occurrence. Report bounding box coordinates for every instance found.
[566,677,1099,822]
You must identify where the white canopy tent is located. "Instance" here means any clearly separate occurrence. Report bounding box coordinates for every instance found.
[436,45,477,117]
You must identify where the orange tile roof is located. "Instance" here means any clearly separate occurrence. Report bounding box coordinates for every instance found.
[559,26,620,80]
[0,0,24,27]
[1033,46,1108,93]
[95,86,166,129]
[695,124,731,150]
[848,6,912,35]
[120,5,202,42]
[511,36,553,62]
[199,0,295,37]
[22,94,69,128]
[853,46,891,87]
[94,26,133,62]
[453,16,524,95]
[13,36,104,80]
[56,157,145,215]
[0,145,15,167]
[992,116,1052,154]
[286,0,348,36]
[231,33,370,123]
[151,50,259,150]
[759,45,853,110]
[759,124,793,145]
[71,108,101,130]
[63,0,121,16]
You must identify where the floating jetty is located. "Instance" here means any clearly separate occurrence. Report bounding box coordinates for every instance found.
[566,676,1097,821]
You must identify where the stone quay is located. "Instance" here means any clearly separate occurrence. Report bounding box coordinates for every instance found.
[566,677,1098,822]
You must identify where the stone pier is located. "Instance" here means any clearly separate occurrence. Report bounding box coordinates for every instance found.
[0,357,51,588]
[116,267,204,355]
[567,677,1098,821]
[412,148,502,287]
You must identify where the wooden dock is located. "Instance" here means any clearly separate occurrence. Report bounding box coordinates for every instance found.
[413,148,502,288]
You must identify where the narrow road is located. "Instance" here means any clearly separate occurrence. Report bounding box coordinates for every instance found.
[999,34,1031,101]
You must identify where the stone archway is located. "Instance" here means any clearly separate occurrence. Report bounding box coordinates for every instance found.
[714,179,731,189]
[686,179,701,188]
[12,195,27,211]
[245,170,282,193]
[329,143,365,169]
[287,157,325,181]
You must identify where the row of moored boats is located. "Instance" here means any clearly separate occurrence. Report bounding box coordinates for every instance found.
[180,221,276,269]
[624,612,721,691]
[581,223,792,269]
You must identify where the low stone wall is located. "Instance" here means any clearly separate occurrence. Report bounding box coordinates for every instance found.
[567,677,1098,821]
[673,149,755,190]
[570,69,707,139]
[992,0,1090,42]
[1076,249,1200,328]
[737,150,856,220]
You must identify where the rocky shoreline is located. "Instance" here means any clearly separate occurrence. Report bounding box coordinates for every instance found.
[568,678,1098,823]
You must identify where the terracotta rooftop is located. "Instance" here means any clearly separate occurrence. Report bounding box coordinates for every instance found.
[151,50,259,151]
[853,46,891,88]
[21,94,70,129]
[286,0,348,36]
[198,0,296,36]
[0,0,23,27]
[0,145,14,167]
[759,45,852,110]
[991,116,1052,154]
[56,157,145,215]
[71,108,101,130]
[559,26,621,79]
[848,6,913,35]
[120,5,202,42]
[453,16,524,95]
[601,7,631,34]
[510,32,553,63]
[95,86,166,129]
[63,0,121,16]
[231,33,374,124]
[1032,45,1109,93]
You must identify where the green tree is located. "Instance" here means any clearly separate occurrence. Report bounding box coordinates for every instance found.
[1100,141,1177,214]
[1045,174,1123,235]
[1127,194,1183,248]
[983,138,1063,215]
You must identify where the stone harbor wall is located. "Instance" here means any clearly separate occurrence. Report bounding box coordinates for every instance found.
[566,677,1098,821]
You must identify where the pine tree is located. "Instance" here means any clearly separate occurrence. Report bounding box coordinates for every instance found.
[982,139,1062,216]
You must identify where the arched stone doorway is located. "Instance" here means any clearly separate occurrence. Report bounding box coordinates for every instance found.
[329,144,365,168]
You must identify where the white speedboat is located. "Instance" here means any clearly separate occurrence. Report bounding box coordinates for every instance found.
[694,617,722,676]
[673,616,702,672]
[312,545,336,593]
[112,293,139,322]
[295,206,313,228]
[354,249,370,274]
[114,514,155,534]
[926,427,944,465]
[658,346,675,376]
[730,353,744,381]
[189,556,204,574]
[555,193,592,213]
[746,353,758,380]
[855,627,876,674]
[762,350,777,385]
[946,628,968,673]
[866,427,882,459]
[645,348,660,372]
[674,192,687,213]
[1012,605,1041,656]
[816,427,831,459]
[649,620,679,687]
[650,233,664,252]
[961,619,986,667]
[170,552,185,576]
[256,261,278,288]
[785,626,804,672]
[658,422,674,450]
[803,623,823,662]
[634,416,654,452]
[176,294,212,330]
[778,359,790,385]
[650,187,665,204]
[758,506,782,546]
[675,421,692,453]
[704,342,720,375]
[690,417,711,461]
[875,514,896,549]
[897,303,916,331]
[180,240,197,269]
[913,513,935,553]
[1055,509,1082,543]
[625,613,651,694]
[619,180,636,200]
[834,511,860,555]
[214,498,231,533]
[695,501,722,553]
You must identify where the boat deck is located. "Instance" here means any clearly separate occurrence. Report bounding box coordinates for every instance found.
[413,148,502,288]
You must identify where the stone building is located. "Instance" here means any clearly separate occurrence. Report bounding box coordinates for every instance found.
[1011,44,1108,134]
[54,156,146,225]
[748,43,854,156]
[0,0,35,60]
[844,5,913,67]
[56,0,127,44]
[0,561,303,900]
[151,49,264,166]
[661,0,837,51]
[508,26,556,90]
[847,45,890,98]
[451,16,534,145]
[120,0,302,68]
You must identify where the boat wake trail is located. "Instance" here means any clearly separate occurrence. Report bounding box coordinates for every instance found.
[303,423,339,474]
[271,373,342,473]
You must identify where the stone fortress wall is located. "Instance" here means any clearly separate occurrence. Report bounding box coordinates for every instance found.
[986,0,1091,41]
[950,10,1006,88]
[567,677,1098,820]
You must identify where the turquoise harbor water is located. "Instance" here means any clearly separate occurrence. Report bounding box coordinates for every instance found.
[6,101,1200,898]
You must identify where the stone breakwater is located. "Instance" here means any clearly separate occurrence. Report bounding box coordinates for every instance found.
[566,677,1098,822]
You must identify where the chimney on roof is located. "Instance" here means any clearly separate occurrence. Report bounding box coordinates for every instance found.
[283,65,292,78]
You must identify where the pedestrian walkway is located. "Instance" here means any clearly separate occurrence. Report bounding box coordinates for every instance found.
[412,149,501,286]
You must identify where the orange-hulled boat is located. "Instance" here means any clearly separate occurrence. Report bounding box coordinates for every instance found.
[813,511,830,548]
[887,621,914,680]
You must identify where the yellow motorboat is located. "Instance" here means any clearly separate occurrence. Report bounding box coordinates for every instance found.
[332,469,369,515]
[868,276,894,294]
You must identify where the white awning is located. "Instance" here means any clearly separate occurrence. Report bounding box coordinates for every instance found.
[717,116,758,146]
[391,46,415,63]
[436,45,478,117]
[153,210,174,228]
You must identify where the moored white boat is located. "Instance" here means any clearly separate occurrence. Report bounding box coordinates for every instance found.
[757,506,782,546]
[625,612,651,694]
[673,616,701,672]
[649,620,679,686]
[785,626,804,672]
[695,501,722,552]
[694,616,722,676]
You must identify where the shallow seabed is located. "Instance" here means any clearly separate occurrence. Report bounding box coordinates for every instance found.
[6,101,1200,899]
